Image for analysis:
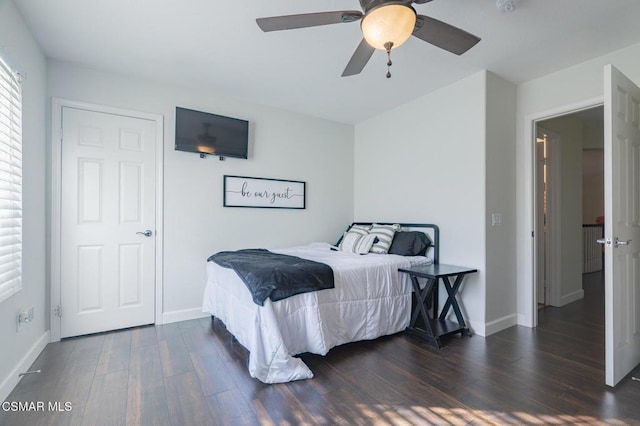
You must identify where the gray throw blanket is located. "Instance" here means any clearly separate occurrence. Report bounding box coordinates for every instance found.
[208,249,335,306]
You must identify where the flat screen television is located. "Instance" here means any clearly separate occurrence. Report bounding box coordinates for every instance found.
[175,107,249,159]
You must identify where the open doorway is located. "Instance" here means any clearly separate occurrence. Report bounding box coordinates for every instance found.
[529,66,640,386]
[534,105,604,317]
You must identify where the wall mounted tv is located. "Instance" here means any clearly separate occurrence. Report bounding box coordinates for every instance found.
[175,107,249,159]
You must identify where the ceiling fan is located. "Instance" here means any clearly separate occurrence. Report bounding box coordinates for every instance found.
[256,0,481,78]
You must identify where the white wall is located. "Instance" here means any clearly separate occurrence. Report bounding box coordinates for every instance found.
[516,41,640,326]
[582,120,604,224]
[354,71,488,335]
[583,149,604,223]
[485,72,518,334]
[539,115,584,305]
[0,0,49,402]
[583,119,604,149]
[47,60,355,322]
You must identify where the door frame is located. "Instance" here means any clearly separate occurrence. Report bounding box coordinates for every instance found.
[524,96,603,327]
[50,98,164,342]
[534,126,562,308]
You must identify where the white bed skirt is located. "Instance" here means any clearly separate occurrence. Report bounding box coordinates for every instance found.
[202,242,417,383]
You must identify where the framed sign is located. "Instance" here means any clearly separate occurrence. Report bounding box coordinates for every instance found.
[223,175,306,209]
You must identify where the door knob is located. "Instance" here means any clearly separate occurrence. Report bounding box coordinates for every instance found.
[613,237,631,247]
[136,230,153,237]
[597,237,632,247]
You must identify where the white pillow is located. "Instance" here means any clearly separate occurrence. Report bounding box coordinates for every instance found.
[347,224,371,236]
[339,232,377,254]
[369,223,401,254]
[336,224,371,247]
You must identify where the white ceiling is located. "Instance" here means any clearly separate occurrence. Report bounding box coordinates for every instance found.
[14,0,640,124]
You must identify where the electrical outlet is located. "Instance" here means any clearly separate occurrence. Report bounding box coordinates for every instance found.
[16,307,34,332]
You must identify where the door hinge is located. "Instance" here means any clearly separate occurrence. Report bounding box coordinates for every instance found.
[532,231,534,238]
[54,305,62,318]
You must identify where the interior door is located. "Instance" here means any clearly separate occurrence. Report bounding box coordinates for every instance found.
[60,106,157,338]
[603,64,640,386]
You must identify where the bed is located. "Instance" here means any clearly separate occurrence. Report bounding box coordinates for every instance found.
[202,222,439,383]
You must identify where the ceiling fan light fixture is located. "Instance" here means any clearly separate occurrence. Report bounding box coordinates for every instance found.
[361,4,416,50]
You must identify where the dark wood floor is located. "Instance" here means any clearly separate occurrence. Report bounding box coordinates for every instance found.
[2,271,640,425]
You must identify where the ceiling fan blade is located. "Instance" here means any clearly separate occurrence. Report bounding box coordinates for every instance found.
[412,15,480,55]
[342,39,376,77]
[256,11,363,32]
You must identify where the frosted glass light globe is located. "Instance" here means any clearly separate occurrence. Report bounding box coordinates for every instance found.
[361,4,417,50]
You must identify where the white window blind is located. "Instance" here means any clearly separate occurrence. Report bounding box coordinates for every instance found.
[0,55,22,303]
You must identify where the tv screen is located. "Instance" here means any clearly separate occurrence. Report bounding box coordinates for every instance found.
[175,107,248,159]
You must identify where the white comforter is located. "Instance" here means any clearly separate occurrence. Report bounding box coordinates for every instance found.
[202,242,426,383]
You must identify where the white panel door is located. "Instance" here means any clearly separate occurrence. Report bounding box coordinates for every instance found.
[61,106,156,338]
[604,64,640,386]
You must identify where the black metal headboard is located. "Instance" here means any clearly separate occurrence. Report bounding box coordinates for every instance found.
[348,222,440,264]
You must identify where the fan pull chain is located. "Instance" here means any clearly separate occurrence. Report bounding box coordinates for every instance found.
[384,42,393,79]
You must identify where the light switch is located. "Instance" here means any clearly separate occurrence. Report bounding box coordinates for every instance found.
[491,213,502,226]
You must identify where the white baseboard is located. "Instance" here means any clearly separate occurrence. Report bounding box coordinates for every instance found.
[485,313,518,336]
[467,319,485,337]
[161,307,208,325]
[517,313,534,328]
[0,330,50,403]
[559,289,584,307]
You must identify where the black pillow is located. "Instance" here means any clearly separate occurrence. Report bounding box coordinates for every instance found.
[388,231,432,256]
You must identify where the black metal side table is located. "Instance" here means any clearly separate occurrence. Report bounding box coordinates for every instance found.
[399,264,477,348]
